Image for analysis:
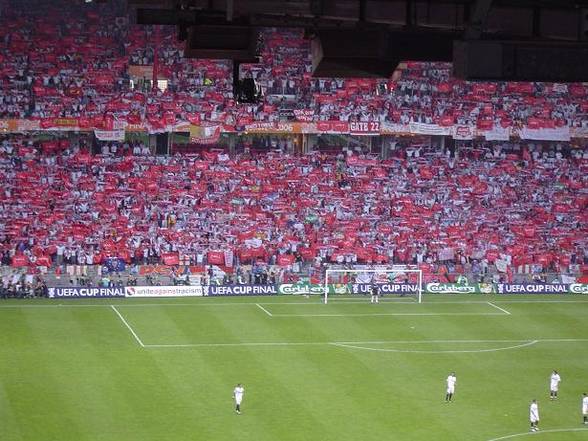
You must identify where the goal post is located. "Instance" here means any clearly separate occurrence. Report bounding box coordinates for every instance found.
[323,266,423,304]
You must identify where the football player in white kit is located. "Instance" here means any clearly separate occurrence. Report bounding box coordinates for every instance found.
[582,393,588,425]
[530,399,540,432]
[549,370,561,400]
[445,372,457,402]
[233,383,245,414]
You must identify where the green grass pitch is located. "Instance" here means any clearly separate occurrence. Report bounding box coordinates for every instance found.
[1,294,588,441]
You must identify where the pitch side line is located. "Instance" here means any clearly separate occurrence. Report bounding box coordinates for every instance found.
[256,303,273,317]
[486,302,512,315]
[486,427,588,440]
[1,299,588,308]
[141,338,588,349]
[111,305,145,347]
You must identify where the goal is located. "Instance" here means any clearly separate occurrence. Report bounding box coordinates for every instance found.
[323,266,423,304]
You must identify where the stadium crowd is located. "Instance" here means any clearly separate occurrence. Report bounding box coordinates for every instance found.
[0,135,586,290]
[1,0,587,129]
[0,0,586,293]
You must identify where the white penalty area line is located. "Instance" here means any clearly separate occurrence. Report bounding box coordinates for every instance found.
[270,312,507,317]
[110,305,145,348]
[141,338,588,349]
[487,427,588,441]
[256,303,273,317]
[486,301,512,315]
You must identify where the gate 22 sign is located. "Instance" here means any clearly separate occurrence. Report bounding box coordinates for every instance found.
[349,121,380,135]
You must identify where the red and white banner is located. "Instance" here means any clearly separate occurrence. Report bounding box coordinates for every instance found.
[0,117,586,141]
[207,251,225,265]
[551,83,568,94]
[277,254,296,266]
[243,122,296,133]
[224,249,234,268]
[161,252,180,266]
[94,130,125,141]
[572,126,588,138]
[293,109,315,122]
[380,121,409,135]
[347,156,379,167]
[482,126,511,141]
[40,118,81,130]
[452,125,474,140]
[314,121,349,134]
[520,126,571,142]
[409,122,452,136]
[189,125,221,144]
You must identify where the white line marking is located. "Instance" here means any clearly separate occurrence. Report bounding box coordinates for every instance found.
[487,301,512,315]
[141,338,588,349]
[272,312,506,317]
[334,338,588,344]
[487,427,588,441]
[110,305,145,347]
[329,340,539,354]
[491,300,588,304]
[1,299,588,309]
[327,297,418,302]
[144,342,323,348]
[0,304,107,308]
[537,338,588,342]
[256,303,273,317]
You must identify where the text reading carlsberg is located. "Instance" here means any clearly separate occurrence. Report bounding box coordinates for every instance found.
[48,287,126,298]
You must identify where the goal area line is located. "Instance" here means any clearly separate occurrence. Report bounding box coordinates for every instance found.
[257,299,511,317]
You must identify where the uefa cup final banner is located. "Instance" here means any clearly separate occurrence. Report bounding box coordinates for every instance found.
[207,285,278,296]
[48,287,126,298]
[496,283,584,294]
[45,283,588,299]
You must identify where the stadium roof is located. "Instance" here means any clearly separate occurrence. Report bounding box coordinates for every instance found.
[129,0,588,80]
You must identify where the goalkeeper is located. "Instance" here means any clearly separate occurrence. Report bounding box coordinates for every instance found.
[370,284,380,303]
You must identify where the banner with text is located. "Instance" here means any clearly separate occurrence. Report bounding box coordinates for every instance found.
[207,284,278,296]
[45,283,588,299]
[1,118,587,140]
[495,283,571,294]
[94,129,126,141]
[48,287,126,298]
[125,285,205,297]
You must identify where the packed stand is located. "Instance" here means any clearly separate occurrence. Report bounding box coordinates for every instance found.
[0,0,235,128]
[384,63,588,130]
[0,135,586,286]
[1,0,587,129]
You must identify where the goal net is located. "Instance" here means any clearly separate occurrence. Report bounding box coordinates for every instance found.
[324,266,423,304]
